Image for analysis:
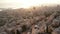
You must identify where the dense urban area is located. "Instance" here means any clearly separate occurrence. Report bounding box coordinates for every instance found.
[0,5,60,34]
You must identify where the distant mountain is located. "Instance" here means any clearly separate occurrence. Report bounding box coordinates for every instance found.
[0,8,13,11]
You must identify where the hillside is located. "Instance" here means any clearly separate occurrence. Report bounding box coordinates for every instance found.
[0,5,60,34]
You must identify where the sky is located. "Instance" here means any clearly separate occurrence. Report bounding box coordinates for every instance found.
[0,0,60,8]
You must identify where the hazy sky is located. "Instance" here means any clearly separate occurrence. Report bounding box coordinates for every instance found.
[0,0,60,8]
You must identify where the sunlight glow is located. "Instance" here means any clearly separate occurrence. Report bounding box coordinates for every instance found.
[0,0,60,8]
[16,0,60,8]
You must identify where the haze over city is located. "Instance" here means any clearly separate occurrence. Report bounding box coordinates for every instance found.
[0,0,60,8]
[0,0,60,34]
